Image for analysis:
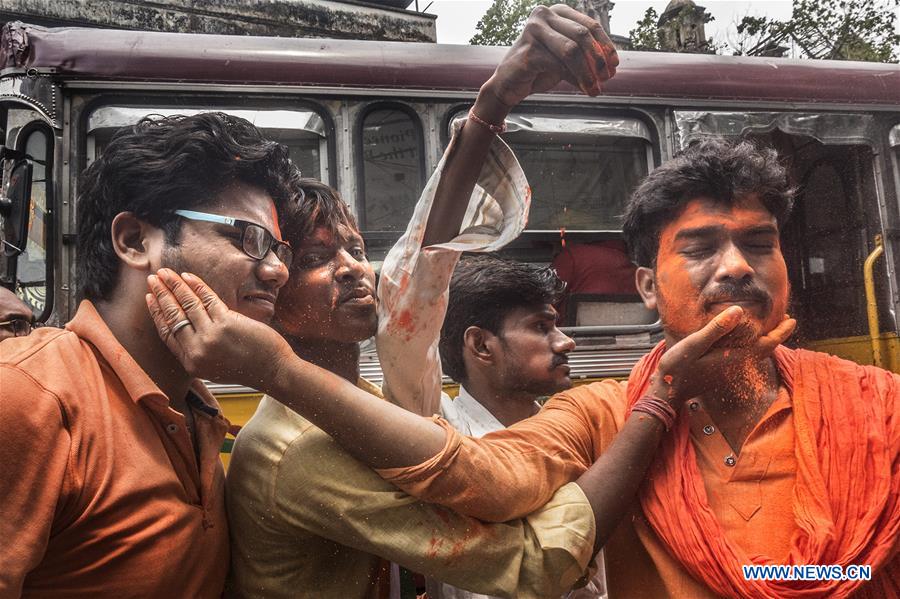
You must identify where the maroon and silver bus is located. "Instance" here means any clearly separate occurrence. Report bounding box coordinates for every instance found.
[2,22,898,422]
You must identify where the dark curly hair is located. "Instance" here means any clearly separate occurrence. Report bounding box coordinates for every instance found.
[76,112,301,301]
[279,178,360,249]
[623,138,794,268]
[440,255,566,383]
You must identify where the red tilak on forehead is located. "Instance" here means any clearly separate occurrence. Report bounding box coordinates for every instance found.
[270,203,283,241]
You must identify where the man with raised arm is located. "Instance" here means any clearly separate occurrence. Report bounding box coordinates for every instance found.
[221,7,629,597]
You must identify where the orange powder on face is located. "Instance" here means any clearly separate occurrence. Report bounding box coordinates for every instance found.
[654,223,706,339]
[270,202,283,240]
[654,198,789,342]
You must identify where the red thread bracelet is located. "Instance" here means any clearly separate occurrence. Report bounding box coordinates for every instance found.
[468,108,506,135]
[632,394,678,431]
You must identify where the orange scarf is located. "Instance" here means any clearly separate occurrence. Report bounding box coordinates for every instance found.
[627,342,900,598]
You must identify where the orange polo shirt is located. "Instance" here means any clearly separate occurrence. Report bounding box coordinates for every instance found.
[381,379,900,597]
[0,301,229,598]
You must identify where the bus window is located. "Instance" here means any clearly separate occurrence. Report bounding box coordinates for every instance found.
[448,112,653,232]
[86,106,330,181]
[14,125,52,319]
[502,115,652,231]
[445,112,656,334]
[358,105,426,232]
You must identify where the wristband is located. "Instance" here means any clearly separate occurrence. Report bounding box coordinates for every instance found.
[467,108,506,135]
[632,394,678,431]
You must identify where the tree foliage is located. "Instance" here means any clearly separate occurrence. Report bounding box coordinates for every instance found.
[730,0,900,62]
[469,0,580,46]
[628,7,661,51]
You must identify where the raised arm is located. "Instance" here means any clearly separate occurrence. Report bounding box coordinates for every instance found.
[376,4,617,416]
[421,3,617,248]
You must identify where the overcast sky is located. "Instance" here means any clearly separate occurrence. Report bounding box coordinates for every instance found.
[421,0,852,47]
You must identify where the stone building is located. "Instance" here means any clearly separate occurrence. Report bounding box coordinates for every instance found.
[0,0,436,42]
[657,0,713,53]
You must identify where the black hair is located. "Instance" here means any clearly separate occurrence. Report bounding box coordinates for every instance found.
[76,112,301,301]
[440,255,566,383]
[279,178,360,249]
[622,138,794,268]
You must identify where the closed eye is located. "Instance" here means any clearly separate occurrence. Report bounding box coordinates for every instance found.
[295,252,330,268]
[679,245,715,258]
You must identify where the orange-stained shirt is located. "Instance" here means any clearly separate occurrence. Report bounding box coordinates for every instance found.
[0,300,229,598]
[380,378,900,598]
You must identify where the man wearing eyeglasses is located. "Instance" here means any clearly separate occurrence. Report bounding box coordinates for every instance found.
[0,112,297,598]
[0,286,35,340]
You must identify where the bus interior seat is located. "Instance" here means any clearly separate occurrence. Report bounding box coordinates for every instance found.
[567,293,657,327]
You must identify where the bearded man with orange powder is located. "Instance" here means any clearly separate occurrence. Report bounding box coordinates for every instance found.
[144,138,898,597]
[371,138,900,598]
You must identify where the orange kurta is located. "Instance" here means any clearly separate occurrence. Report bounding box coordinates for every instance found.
[379,348,900,598]
[0,301,229,598]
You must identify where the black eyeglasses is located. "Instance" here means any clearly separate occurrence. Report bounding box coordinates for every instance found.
[0,317,34,337]
[174,210,293,269]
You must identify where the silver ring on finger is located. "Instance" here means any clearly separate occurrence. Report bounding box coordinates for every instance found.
[171,319,192,334]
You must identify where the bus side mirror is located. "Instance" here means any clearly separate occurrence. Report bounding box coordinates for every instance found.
[0,159,34,257]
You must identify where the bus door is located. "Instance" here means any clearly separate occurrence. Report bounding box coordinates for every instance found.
[676,110,900,372]
[0,103,56,323]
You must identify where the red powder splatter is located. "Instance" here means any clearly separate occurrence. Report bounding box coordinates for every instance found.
[426,536,444,559]
[393,310,415,336]
[434,506,453,527]
[447,524,478,563]
[663,375,673,385]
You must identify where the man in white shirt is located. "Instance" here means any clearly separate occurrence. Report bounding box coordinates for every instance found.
[439,256,570,438]
[433,255,606,599]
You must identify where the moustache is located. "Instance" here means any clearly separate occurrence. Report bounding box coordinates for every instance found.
[703,281,771,308]
[338,284,375,303]
[550,354,569,369]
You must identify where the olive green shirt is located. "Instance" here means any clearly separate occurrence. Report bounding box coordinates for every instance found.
[225,387,596,599]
